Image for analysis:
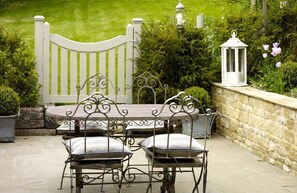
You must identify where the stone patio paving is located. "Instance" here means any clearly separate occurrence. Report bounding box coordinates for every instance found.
[0,133,296,193]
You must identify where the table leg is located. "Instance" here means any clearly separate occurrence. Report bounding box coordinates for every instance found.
[75,120,80,137]
[75,168,82,193]
[161,167,176,193]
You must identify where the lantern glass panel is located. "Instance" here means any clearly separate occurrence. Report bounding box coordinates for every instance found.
[238,49,244,72]
[227,48,235,72]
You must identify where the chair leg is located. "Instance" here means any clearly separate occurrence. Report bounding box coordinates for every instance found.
[192,167,203,193]
[146,165,154,193]
[58,158,70,190]
[70,167,74,193]
[100,169,106,193]
[202,153,208,193]
[118,169,125,193]
[125,159,132,187]
[191,167,199,193]
[192,153,208,193]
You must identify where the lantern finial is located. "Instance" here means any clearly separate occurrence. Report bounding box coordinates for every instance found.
[231,29,237,38]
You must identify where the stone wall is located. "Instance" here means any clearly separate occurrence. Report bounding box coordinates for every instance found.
[16,107,44,128]
[15,105,57,136]
[211,83,297,175]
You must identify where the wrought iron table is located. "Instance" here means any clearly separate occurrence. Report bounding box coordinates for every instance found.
[46,104,176,121]
[46,104,194,135]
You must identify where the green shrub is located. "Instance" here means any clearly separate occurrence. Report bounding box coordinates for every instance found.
[267,1,297,62]
[0,85,20,116]
[0,26,40,107]
[280,61,297,90]
[289,88,297,98]
[135,18,215,102]
[255,69,285,94]
[0,0,8,8]
[184,86,211,108]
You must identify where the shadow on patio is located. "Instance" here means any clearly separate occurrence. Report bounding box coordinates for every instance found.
[0,133,296,193]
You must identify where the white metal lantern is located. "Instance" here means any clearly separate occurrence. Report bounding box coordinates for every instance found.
[176,0,185,30]
[221,30,248,86]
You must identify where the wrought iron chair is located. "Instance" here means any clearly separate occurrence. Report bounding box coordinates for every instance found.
[56,72,119,137]
[125,71,168,148]
[123,71,169,184]
[62,92,132,193]
[138,91,211,193]
[57,73,119,190]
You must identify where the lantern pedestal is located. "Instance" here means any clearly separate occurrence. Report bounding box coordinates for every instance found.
[224,72,247,87]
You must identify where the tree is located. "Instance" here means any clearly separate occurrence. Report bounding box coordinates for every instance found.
[262,0,268,33]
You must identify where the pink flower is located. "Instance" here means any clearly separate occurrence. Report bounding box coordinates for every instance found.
[272,42,280,48]
[271,47,281,57]
[263,44,269,51]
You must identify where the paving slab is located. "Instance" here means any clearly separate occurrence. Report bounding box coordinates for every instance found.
[0,134,296,193]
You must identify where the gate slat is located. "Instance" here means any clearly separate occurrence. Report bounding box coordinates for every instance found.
[89,52,97,78]
[118,44,125,96]
[61,47,68,95]
[70,51,78,98]
[108,48,116,96]
[79,52,87,96]
[99,51,106,80]
[51,43,58,95]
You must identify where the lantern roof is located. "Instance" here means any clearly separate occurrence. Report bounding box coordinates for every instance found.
[176,0,185,12]
[221,31,248,48]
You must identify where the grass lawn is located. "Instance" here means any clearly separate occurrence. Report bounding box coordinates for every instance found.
[0,0,243,48]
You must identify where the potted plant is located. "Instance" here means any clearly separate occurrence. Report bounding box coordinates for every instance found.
[182,86,217,138]
[0,27,42,130]
[0,85,20,142]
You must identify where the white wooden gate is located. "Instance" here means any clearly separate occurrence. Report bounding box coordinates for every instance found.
[34,16,143,104]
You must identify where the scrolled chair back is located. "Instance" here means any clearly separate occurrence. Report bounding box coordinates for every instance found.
[141,91,212,159]
[64,92,130,159]
[126,71,168,104]
[76,72,120,103]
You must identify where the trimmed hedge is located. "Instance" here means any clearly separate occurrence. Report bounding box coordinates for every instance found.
[134,19,215,103]
[0,26,40,107]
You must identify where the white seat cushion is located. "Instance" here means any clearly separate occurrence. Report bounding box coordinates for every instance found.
[56,121,108,133]
[138,133,205,157]
[63,136,132,158]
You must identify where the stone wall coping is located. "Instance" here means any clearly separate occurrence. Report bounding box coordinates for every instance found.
[212,83,297,111]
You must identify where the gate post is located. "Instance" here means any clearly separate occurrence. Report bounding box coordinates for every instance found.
[43,22,50,104]
[132,18,143,71]
[126,23,134,104]
[126,18,143,103]
[34,15,45,103]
